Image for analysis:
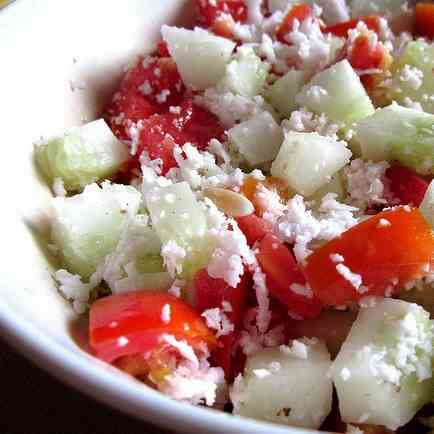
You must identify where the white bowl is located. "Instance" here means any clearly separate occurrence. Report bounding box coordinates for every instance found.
[0,1,320,433]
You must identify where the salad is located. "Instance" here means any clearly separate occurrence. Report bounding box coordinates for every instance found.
[34,0,434,432]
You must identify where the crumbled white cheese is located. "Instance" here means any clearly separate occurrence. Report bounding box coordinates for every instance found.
[253,368,271,379]
[344,159,393,210]
[161,240,186,277]
[399,65,424,91]
[139,80,153,95]
[156,89,171,104]
[201,307,234,338]
[275,194,359,263]
[283,108,340,139]
[377,218,391,228]
[161,303,171,324]
[336,264,364,292]
[330,253,344,263]
[289,282,314,299]
[251,261,272,333]
[207,221,255,287]
[280,339,309,359]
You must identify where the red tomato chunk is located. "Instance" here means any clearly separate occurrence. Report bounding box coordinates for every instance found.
[304,207,434,306]
[89,291,216,363]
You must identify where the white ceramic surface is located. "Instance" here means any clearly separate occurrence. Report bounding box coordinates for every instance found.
[0,1,323,433]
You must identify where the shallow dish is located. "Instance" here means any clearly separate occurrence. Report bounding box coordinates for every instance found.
[0,1,318,433]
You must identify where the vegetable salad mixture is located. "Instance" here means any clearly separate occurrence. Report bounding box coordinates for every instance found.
[35,0,434,432]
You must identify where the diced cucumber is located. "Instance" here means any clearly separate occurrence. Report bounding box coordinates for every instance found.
[355,104,434,175]
[271,131,352,196]
[420,180,434,229]
[307,171,346,203]
[145,182,214,278]
[228,111,284,167]
[266,69,305,118]
[389,40,434,115]
[351,0,409,18]
[161,25,236,91]
[34,119,129,191]
[232,339,333,429]
[220,46,269,98]
[51,183,141,278]
[331,297,434,430]
[295,60,375,127]
[102,215,173,294]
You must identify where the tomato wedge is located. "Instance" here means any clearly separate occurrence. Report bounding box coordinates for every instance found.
[257,234,323,319]
[415,3,434,39]
[276,4,312,42]
[323,15,381,37]
[193,268,250,378]
[386,165,430,207]
[89,291,216,363]
[304,207,434,306]
[236,214,274,246]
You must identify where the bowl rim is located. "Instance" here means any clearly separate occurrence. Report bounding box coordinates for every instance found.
[0,1,322,433]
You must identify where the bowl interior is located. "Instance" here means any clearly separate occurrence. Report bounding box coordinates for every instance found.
[0,2,321,433]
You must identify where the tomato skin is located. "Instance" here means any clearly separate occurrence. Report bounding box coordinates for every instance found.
[235,214,274,246]
[89,291,216,363]
[415,3,434,39]
[257,234,323,319]
[105,57,185,141]
[193,269,250,379]
[135,99,225,174]
[304,208,434,306]
[276,4,312,42]
[323,15,381,37]
[386,165,430,207]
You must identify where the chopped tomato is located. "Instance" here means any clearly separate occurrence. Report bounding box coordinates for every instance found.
[193,269,250,378]
[415,3,434,39]
[386,165,430,207]
[105,57,185,140]
[323,15,381,37]
[348,35,389,71]
[236,214,274,246]
[257,234,323,319]
[195,0,247,28]
[212,14,237,38]
[156,40,170,57]
[89,291,216,363]
[276,4,312,42]
[240,176,291,216]
[135,99,225,174]
[304,207,434,306]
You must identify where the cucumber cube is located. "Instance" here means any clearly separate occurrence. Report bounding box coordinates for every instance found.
[145,182,214,278]
[221,46,269,98]
[307,172,346,203]
[389,40,434,115]
[331,297,434,430]
[420,180,434,229]
[233,339,333,429]
[161,25,236,91]
[228,111,284,167]
[51,183,141,278]
[271,131,352,196]
[34,119,129,191]
[266,69,305,118]
[102,215,173,294]
[296,60,375,126]
[355,104,434,175]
